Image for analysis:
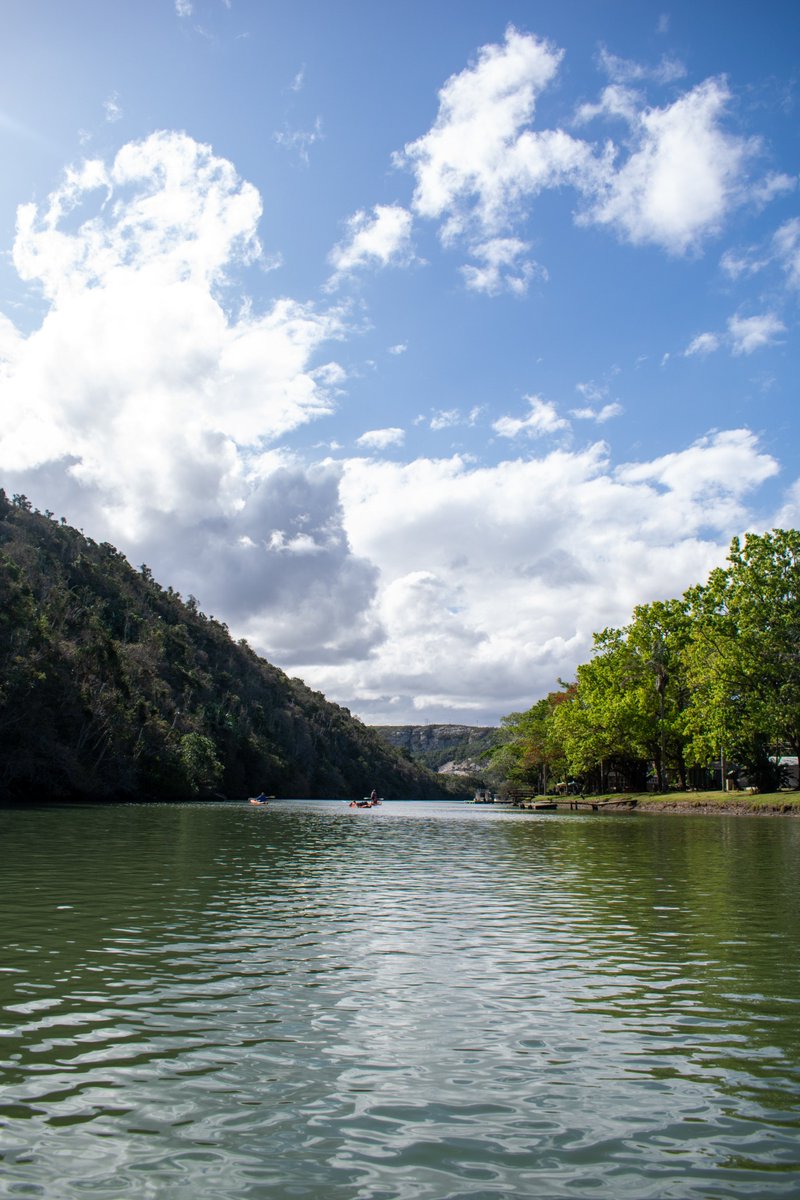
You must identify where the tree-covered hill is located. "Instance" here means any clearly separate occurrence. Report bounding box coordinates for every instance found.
[0,491,465,802]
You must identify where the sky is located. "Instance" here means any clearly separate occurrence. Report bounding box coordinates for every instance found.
[0,1,798,727]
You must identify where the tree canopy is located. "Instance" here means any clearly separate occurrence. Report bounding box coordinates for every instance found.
[491,530,800,795]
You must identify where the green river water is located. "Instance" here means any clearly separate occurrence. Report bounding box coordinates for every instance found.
[1,800,798,1199]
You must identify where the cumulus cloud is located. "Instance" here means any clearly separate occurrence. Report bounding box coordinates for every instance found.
[195,464,381,664]
[684,313,784,357]
[575,84,643,127]
[0,131,351,581]
[394,26,770,281]
[397,26,592,243]
[328,204,415,283]
[356,427,406,450]
[1,75,792,728]
[578,78,758,254]
[310,428,780,723]
[460,236,545,295]
[493,395,569,439]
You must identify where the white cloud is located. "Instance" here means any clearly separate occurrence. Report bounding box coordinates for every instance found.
[175,0,192,16]
[493,394,569,439]
[388,342,407,355]
[396,29,769,273]
[328,204,415,282]
[103,92,122,123]
[685,331,721,356]
[578,78,758,254]
[728,312,785,355]
[596,46,686,86]
[356,427,406,450]
[720,245,769,279]
[684,312,785,357]
[571,402,623,423]
[773,478,800,531]
[616,428,776,502]
[460,236,545,295]
[396,26,591,243]
[774,217,800,288]
[429,409,461,431]
[310,428,779,723]
[575,84,643,127]
[0,311,23,365]
[751,171,796,206]
[273,118,323,165]
[575,380,607,402]
[1,131,785,725]
[0,131,347,537]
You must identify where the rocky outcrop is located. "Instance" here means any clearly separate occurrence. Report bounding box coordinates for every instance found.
[373,725,497,776]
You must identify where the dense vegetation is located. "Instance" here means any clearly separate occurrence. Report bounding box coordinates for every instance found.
[0,491,465,803]
[489,530,800,795]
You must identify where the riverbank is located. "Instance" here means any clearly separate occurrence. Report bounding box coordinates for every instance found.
[585,790,800,815]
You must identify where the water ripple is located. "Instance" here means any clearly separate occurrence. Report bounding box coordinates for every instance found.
[1,801,799,1198]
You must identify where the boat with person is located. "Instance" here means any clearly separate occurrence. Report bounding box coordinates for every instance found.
[349,791,382,808]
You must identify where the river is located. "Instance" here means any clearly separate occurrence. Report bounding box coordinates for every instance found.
[1,800,798,1199]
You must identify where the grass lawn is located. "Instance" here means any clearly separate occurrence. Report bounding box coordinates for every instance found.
[595,790,800,813]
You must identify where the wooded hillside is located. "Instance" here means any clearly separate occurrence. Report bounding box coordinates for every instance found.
[0,491,464,802]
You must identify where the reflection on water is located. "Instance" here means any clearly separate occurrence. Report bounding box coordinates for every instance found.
[1,801,799,1198]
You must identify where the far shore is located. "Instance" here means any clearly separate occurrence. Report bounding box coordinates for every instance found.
[634,791,800,815]
[522,790,800,815]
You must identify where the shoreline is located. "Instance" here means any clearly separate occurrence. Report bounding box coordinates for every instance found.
[504,789,800,815]
[635,797,800,816]
[573,791,800,816]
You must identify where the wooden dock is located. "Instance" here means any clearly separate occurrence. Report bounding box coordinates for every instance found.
[513,794,638,813]
[493,787,638,813]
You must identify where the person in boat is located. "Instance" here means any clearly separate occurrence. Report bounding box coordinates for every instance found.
[369,789,378,805]
[253,792,270,804]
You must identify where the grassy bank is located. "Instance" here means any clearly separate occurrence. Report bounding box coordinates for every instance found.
[594,790,800,814]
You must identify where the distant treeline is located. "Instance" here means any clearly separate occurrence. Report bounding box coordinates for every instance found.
[0,491,465,802]
[489,529,800,794]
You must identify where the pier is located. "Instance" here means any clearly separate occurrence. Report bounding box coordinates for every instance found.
[500,787,638,813]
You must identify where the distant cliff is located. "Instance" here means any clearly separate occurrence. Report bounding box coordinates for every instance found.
[373,725,498,776]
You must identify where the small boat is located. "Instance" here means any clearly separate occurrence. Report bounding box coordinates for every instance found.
[249,795,273,805]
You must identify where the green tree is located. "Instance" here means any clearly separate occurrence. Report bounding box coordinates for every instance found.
[488,688,571,793]
[553,599,692,791]
[684,529,800,790]
[178,732,224,795]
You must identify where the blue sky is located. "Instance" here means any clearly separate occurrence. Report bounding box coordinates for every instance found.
[1,1,798,725]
